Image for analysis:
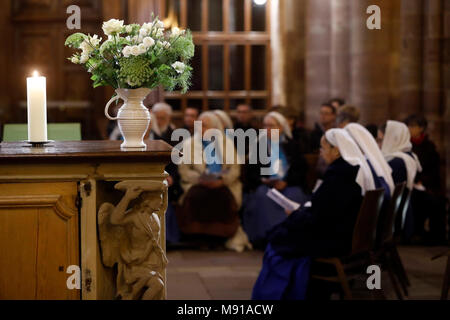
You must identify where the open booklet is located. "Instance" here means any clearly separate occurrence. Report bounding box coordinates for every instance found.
[266,188,301,212]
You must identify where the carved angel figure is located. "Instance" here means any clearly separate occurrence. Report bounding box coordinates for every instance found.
[98,180,168,300]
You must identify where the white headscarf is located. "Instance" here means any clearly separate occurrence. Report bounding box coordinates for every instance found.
[265,111,293,139]
[381,120,422,189]
[150,102,173,137]
[325,129,376,195]
[345,123,395,195]
[214,110,234,130]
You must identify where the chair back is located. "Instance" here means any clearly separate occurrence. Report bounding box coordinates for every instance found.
[3,123,82,142]
[379,183,406,245]
[351,189,385,255]
[395,187,411,235]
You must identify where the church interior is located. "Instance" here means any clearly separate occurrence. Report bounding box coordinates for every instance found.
[0,0,449,301]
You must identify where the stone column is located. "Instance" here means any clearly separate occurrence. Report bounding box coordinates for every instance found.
[305,0,331,128]
[443,0,450,200]
[399,0,423,120]
[423,0,444,154]
[283,0,307,118]
[350,0,395,125]
[330,0,350,100]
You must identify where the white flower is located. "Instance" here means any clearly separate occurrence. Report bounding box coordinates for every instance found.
[172,61,186,74]
[171,27,185,37]
[102,19,124,36]
[139,28,149,37]
[142,22,153,31]
[79,40,93,55]
[154,19,164,29]
[130,45,141,56]
[70,56,79,64]
[79,54,89,64]
[122,46,132,58]
[155,28,164,38]
[89,34,101,47]
[142,37,155,48]
[125,25,133,33]
[138,43,147,54]
[160,41,171,49]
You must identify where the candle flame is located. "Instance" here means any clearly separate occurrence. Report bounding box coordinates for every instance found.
[33,71,39,77]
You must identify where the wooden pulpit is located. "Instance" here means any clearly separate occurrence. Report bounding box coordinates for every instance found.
[0,140,172,300]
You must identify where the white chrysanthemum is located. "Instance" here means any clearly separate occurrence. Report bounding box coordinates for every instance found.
[138,44,147,54]
[125,25,133,33]
[143,37,155,48]
[102,19,124,36]
[172,61,186,74]
[130,45,141,56]
[71,56,79,64]
[122,46,132,58]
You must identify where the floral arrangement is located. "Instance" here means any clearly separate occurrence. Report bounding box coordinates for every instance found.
[65,17,194,93]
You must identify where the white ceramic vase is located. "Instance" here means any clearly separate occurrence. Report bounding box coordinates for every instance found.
[105,88,151,149]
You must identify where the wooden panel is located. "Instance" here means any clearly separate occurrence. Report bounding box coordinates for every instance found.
[0,182,79,300]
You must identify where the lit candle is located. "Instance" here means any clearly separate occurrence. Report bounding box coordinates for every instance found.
[27,71,47,142]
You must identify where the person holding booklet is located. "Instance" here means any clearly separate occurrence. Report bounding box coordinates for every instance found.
[253,128,376,300]
[242,111,309,248]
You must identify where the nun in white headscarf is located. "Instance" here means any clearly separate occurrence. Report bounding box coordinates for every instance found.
[252,129,369,301]
[345,123,395,197]
[381,120,422,190]
[325,129,376,194]
[243,111,309,247]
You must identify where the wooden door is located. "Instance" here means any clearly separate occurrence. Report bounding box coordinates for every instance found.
[0,182,80,300]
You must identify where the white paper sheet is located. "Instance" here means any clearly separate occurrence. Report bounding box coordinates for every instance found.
[266,188,301,212]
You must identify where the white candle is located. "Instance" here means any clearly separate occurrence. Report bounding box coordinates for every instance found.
[27,71,48,142]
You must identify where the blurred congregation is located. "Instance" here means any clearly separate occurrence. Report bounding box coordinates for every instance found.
[108,99,448,250]
[109,98,448,299]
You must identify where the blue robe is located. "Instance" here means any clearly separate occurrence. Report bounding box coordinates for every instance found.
[252,158,363,300]
[243,143,310,245]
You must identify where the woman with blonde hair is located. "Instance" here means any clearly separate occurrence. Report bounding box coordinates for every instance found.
[177,111,252,252]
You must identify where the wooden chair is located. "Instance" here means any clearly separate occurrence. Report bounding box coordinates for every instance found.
[432,250,450,300]
[374,183,408,299]
[310,189,385,300]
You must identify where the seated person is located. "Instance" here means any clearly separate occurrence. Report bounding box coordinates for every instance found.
[345,123,394,198]
[214,110,234,131]
[404,115,446,244]
[243,112,309,247]
[148,102,176,143]
[177,111,251,252]
[182,106,200,135]
[379,120,422,188]
[252,129,375,300]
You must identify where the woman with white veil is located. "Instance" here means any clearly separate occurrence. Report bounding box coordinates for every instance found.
[252,128,375,300]
[380,120,422,190]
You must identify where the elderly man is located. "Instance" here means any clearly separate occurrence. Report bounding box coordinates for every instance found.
[183,107,200,135]
[149,102,176,145]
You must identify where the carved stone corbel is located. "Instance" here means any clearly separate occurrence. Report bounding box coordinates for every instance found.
[97,180,168,300]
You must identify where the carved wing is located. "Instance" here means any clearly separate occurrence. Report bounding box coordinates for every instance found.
[98,203,125,268]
